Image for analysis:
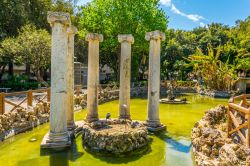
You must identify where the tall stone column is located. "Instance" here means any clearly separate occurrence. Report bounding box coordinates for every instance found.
[145,30,166,131]
[67,26,77,130]
[118,34,134,119]
[86,33,103,122]
[41,12,71,148]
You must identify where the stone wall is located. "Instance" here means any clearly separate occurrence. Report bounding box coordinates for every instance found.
[75,86,197,109]
[196,86,239,98]
[74,86,147,108]
[0,102,50,141]
[191,106,250,165]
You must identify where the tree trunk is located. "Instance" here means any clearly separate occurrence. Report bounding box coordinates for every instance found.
[26,63,31,80]
[0,66,6,83]
[36,70,43,82]
[43,69,48,81]
[36,69,49,87]
[8,62,13,76]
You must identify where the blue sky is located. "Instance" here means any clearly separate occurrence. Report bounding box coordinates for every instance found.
[77,0,250,30]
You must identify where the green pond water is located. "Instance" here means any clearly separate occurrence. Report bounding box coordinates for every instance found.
[0,94,228,166]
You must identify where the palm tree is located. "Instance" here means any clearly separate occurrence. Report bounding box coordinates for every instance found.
[186,44,235,91]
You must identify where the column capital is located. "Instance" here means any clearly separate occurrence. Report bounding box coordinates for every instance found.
[47,11,71,27]
[86,33,103,42]
[118,34,134,44]
[67,26,78,35]
[145,30,165,41]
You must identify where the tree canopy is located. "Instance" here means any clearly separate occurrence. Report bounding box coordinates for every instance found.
[79,0,168,80]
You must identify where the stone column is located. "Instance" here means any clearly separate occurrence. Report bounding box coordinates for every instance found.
[118,34,134,119]
[145,30,166,131]
[86,33,103,122]
[41,12,71,148]
[67,26,77,130]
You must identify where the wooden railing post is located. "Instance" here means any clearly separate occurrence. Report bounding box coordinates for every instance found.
[227,106,232,137]
[247,112,250,148]
[0,93,5,114]
[76,85,81,96]
[47,88,51,102]
[27,90,33,107]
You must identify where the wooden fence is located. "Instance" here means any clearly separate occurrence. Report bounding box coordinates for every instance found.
[0,88,51,115]
[227,94,250,148]
[0,85,83,115]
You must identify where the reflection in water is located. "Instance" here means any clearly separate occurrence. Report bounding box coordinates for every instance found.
[166,138,192,153]
[40,139,84,166]
[166,138,194,166]
[50,151,69,166]
[155,132,194,166]
[69,139,84,161]
[82,139,152,164]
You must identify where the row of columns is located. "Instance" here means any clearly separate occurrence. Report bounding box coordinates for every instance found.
[42,11,165,148]
[85,31,165,129]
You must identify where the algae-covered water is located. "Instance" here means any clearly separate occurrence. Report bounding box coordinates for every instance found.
[0,94,227,166]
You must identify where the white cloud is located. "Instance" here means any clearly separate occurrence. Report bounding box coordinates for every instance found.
[160,1,205,24]
[186,14,204,22]
[171,4,183,15]
[170,4,204,22]
[160,0,172,7]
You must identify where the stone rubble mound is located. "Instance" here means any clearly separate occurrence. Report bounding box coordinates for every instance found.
[191,105,250,166]
[0,102,50,141]
[82,119,149,154]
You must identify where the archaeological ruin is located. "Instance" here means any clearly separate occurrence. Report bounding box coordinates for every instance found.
[40,11,166,151]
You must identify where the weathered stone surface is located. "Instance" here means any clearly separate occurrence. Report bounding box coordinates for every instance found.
[86,33,103,123]
[67,25,77,130]
[41,11,71,148]
[82,119,149,154]
[0,102,50,141]
[146,30,165,129]
[197,88,234,98]
[191,105,250,166]
[118,34,134,120]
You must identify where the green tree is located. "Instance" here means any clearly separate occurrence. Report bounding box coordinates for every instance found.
[0,0,53,40]
[0,0,77,40]
[18,25,51,83]
[187,44,235,91]
[161,29,196,79]
[232,16,250,74]
[0,37,22,80]
[79,0,168,80]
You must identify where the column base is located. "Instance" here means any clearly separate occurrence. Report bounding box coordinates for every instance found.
[40,131,71,149]
[119,115,131,120]
[86,116,99,123]
[146,120,166,132]
[68,121,85,138]
[67,121,76,131]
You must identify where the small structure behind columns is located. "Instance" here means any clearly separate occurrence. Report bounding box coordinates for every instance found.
[41,12,71,148]
[86,33,103,123]
[67,26,77,131]
[118,34,134,120]
[145,30,166,132]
